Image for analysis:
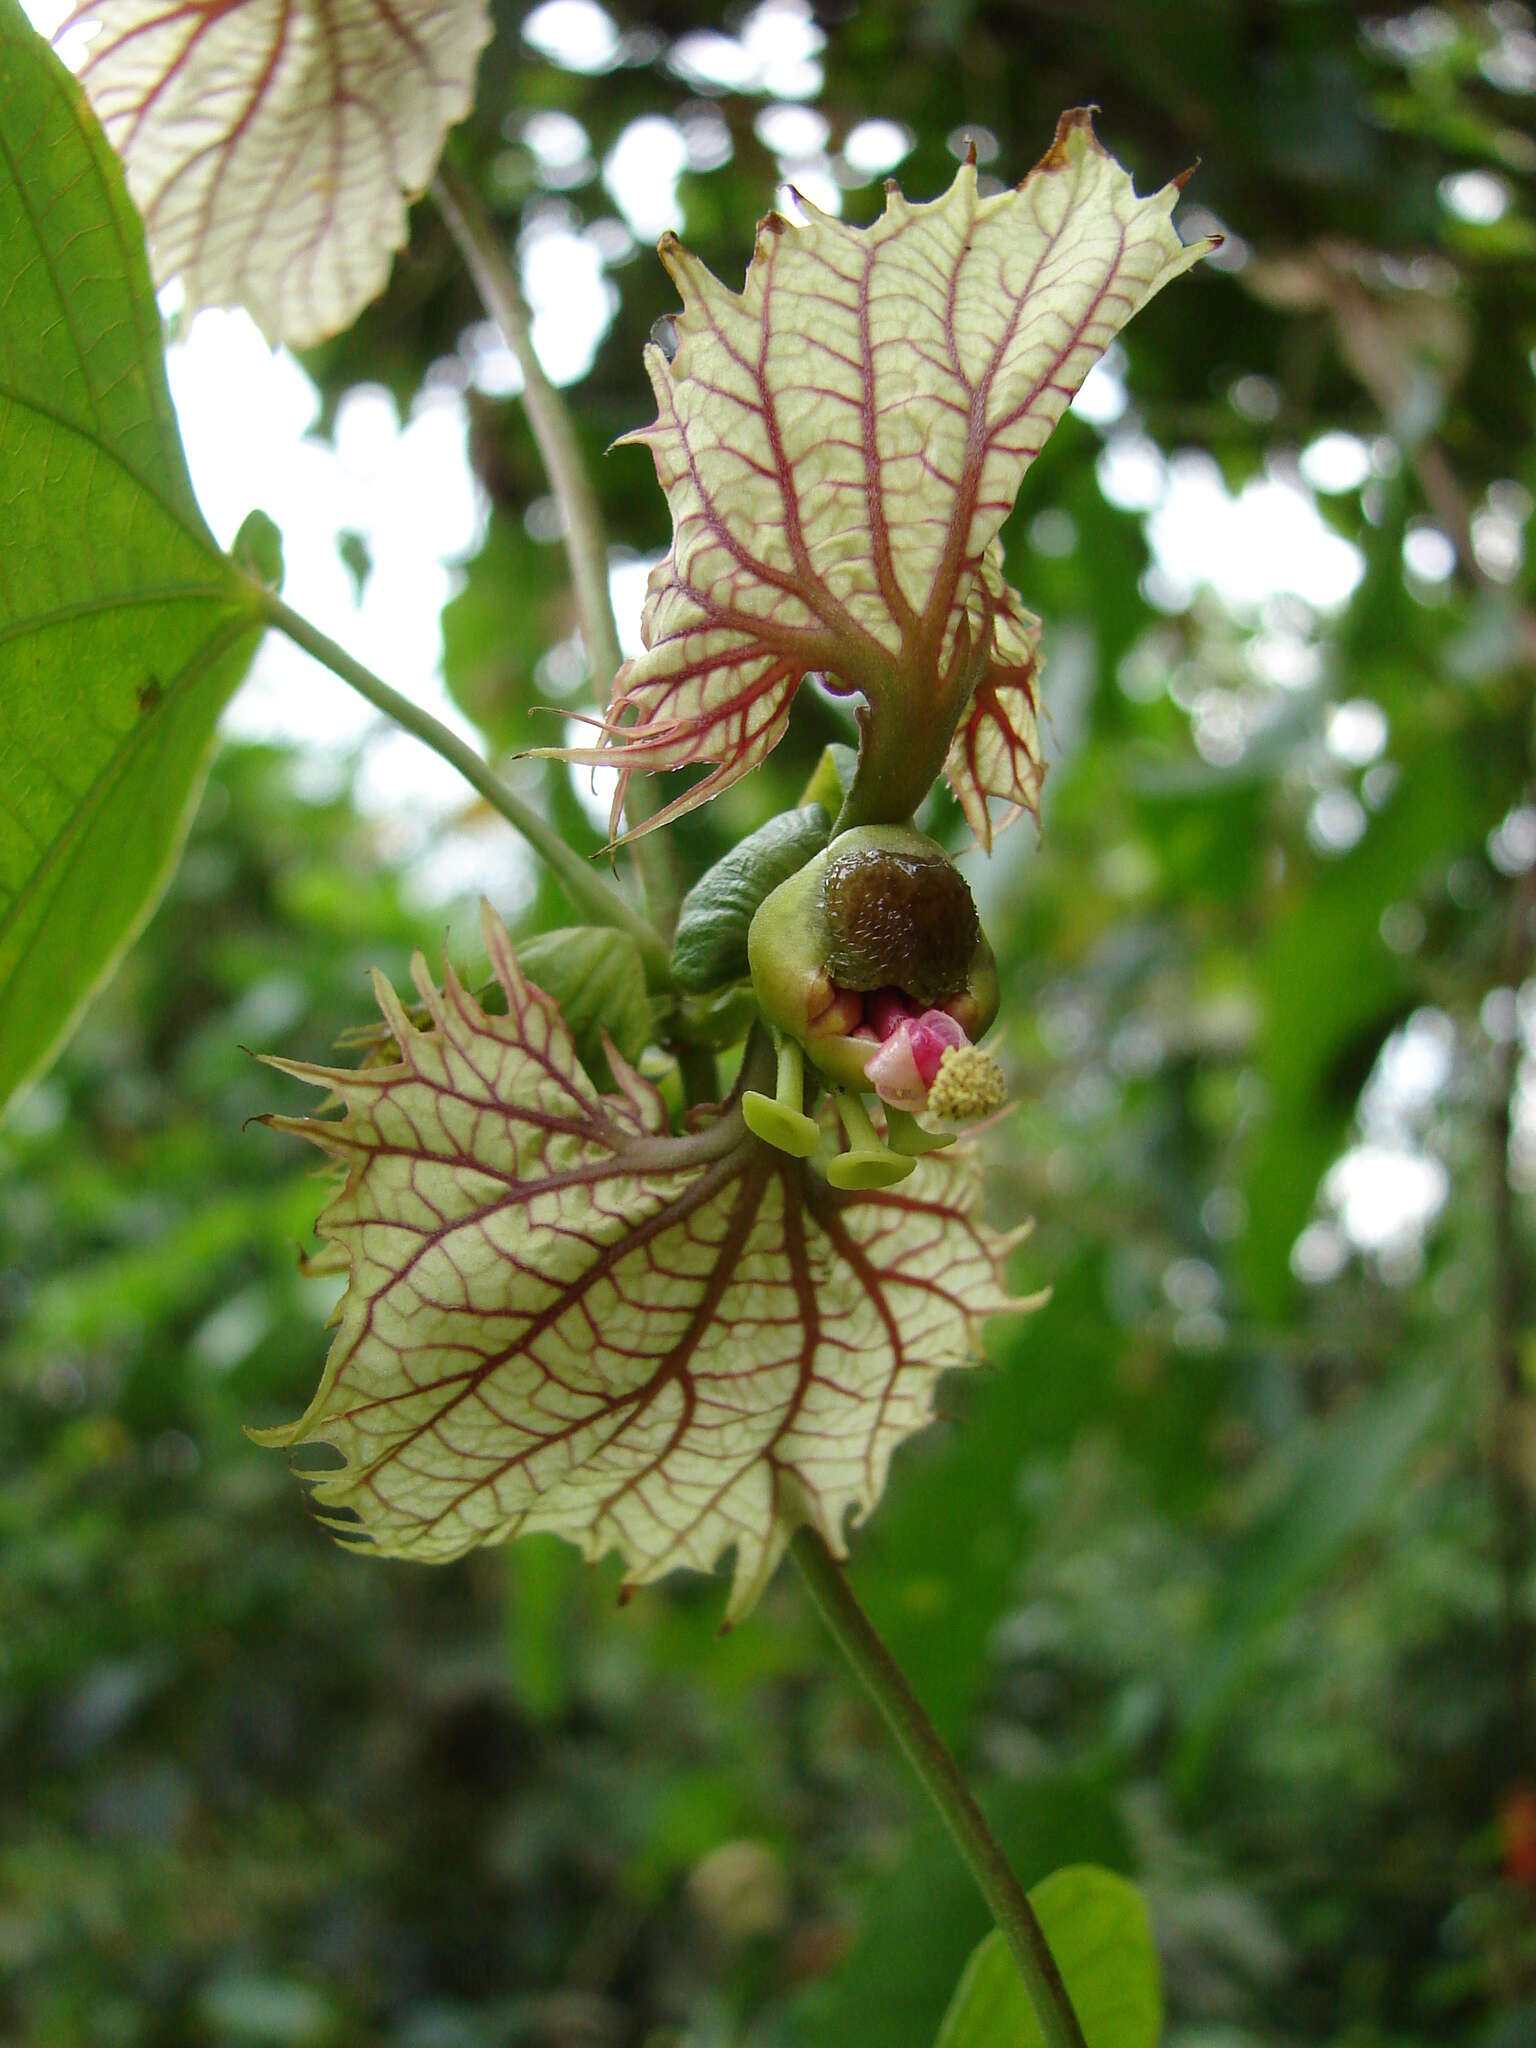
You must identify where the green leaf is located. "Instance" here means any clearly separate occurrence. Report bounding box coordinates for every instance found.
[512,925,654,1076]
[935,1866,1161,2048]
[0,0,261,1117]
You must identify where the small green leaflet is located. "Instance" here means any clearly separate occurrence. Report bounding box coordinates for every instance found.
[935,1866,1162,2048]
[259,903,1040,1622]
[513,926,654,1079]
[0,0,261,1116]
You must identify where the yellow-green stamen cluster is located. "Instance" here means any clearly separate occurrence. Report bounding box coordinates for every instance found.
[927,1045,1006,1122]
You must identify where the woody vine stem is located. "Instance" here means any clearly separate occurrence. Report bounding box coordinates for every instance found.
[428,157,1087,2048]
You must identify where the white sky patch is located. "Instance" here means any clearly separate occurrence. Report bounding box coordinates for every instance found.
[1367,1009,1456,1122]
[669,0,825,98]
[1300,431,1371,494]
[522,224,618,385]
[1326,698,1388,767]
[755,103,829,157]
[604,116,689,240]
[1473,516,1523,583]
[1246,627,1323,691]
[1489,804,1536,876]
[609,554,664,659]
[1403,523,1457,583]
[1072,352,1128,427]
[1307,788,1367,856]
[1482,27,1536,93]
[558,551,664,833]
[780,160,843,218]
[1439,169,1510,224]
[21,0,69,34]
[520,109,591,172]
[522,0,621,73]
[1096,433,1166,511]
[161,311,494,903]
[460,319,522,399]
[842,119,913,177]
[1325,1146,1450,1255]
[1145,452,1366,612]
[669,28,757,91]
[1304,1008,1458,1270]
[678,103,734,172]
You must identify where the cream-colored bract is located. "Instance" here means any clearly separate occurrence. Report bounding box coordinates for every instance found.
[576,109,1214,839]
[61,0,492,347]
[259,903,1037,1622]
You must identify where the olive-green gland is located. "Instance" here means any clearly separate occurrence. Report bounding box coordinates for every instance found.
[822,842,978,1005]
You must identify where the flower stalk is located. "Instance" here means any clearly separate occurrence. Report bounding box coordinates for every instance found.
[256,588,670,984]
[431,157,682,940]
[790,1530,1088,2048]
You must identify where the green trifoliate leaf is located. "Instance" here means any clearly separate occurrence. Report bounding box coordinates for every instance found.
[566,110,1215,842]
[936,1866,1161,2048]
[0,0,261,1118]
[259,903,1039,1623]
[58,0,492,347]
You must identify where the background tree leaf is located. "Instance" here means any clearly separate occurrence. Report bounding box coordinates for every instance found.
[935,1865,1161,2048]
[0,0,261,1118]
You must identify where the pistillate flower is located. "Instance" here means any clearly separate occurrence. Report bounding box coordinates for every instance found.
[735,822,1005,1185]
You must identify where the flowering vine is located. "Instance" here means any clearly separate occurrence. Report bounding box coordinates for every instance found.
[14,9,1216,2016]
[248,107,1214,1611]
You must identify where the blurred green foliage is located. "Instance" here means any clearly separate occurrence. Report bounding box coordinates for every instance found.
[4,1,1536,2044]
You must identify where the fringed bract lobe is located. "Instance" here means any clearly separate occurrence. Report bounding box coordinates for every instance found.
[563,110,1216,843]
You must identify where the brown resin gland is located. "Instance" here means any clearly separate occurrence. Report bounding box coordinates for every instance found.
[821,846,980,1008]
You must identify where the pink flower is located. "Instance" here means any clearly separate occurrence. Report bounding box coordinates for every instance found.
[863,1000,969,1112]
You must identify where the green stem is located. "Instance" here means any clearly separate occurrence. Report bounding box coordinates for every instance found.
[257,588,669,986]
[431,160,682,939]
[676,1040,719,1109]
[834,690,966,834]
[791,1530,1087,2048]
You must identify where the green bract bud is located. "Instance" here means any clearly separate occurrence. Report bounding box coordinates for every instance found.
[671,804,831,993]
[747,825,999,1093]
